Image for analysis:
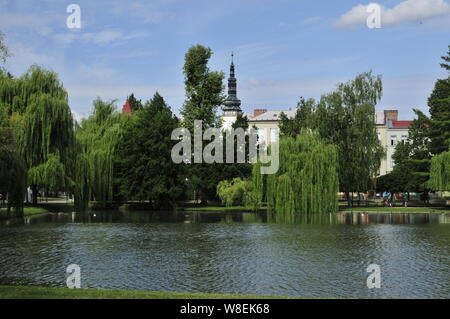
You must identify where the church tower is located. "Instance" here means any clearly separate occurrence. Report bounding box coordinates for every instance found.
[221,52,242,130]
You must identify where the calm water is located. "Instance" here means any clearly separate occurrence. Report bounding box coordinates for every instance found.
[0,210,449,298]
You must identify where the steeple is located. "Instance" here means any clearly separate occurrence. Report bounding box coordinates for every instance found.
[223,52,242,112]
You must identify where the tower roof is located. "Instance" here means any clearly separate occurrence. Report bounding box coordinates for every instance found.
[122,100,132,114]
[223,52,242,112]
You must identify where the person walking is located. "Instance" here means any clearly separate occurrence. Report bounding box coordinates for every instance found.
[403,191,409,208]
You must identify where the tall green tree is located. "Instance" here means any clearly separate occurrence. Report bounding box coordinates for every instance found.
[429,150,450,191]
[440,45,450,71]
[180,44,225,130]
[126,93,143,112]
[280,72,385,206]
[18,67,74,203]
[0,66,75,204]
[179,45,228,203]
[74,99,126,210]
[0,101,26,216]
[428,48,450,155]
[115,92,184,208]
[0,31,9,64]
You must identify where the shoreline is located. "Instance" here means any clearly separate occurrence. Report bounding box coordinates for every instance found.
[0,285,294,299]
[1,205,448,221]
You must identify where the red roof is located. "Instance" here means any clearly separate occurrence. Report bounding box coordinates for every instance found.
[122,100,132,114]
[391,120,413,129]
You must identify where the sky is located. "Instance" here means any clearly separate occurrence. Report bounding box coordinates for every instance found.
[0,0,449,121]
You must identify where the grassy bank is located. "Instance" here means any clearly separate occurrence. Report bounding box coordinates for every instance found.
[182,206,263,212]
[339,206,449,213]
[0,285,289,299]
[0,206,49,219]
[23,207,50,216]
[184,205,448,214]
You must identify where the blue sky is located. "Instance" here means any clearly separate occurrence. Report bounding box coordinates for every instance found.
[1,0,449,121]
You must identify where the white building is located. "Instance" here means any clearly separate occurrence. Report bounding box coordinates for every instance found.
[375,110,412,176]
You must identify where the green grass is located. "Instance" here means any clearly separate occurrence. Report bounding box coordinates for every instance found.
[339,206,449,213]
[185,205,449,214]
[182,206,266,212]
[0,206,49,219]
[23,207,50,216]
[0,285,291,299]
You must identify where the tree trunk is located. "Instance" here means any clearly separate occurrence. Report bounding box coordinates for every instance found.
[346,192,352,207]
[31,185,38,205]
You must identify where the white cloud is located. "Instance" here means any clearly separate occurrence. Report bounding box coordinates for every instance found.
[334,0,450,29]
[303,16,322,25]
[53,30,146,46]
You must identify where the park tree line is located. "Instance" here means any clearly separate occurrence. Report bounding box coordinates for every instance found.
[1,30,449,217]
[0,38,252,215]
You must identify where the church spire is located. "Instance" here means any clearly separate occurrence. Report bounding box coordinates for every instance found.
[223,52,241,112]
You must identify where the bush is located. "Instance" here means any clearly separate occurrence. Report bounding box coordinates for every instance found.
[217,178,257,207]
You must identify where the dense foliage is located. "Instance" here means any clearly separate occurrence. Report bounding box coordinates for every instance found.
[0,66,74,208]
[1,38,449,217]
[429,150,450,191]
[74,99,127,210]
[254,131,339,222]
[428,48,450,155]
[115,93,184,208]
[180,44,225,130]
[0,103,26,215]
[280,72,385,205]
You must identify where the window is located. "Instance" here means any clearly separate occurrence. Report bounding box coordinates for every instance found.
[257,128,265,144]
[401,135,408,142]
[270,128,279,143]
[390,135,397,147]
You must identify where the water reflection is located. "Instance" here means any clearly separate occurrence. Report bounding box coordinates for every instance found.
[336,211,450,225]
[0,210,449,298]
[1,210,449,227]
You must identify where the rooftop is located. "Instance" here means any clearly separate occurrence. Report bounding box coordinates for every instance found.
[247,109,296,122]
[388,120,413,129]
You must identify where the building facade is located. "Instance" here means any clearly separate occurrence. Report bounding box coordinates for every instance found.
[375,110,413,175]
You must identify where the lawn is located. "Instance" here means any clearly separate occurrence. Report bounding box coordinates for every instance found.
[23,207,50,216]
[0,206,49,219]
[183,205,449,214]
[0,285,289,299]
[182,206,266,212]
[339,206,449,213]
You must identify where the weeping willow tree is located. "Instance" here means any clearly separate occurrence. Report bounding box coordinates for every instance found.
[74,99,127,210]
[17,68,75,203]
[429,151,450,191]
[250,162,264,211]
[0,66,74,205]
[254,130,339,223]
[0,104,26,216]
[0,65,68,115]
[28,152,66,193]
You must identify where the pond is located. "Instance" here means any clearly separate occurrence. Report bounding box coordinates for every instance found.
[0,210,449,298]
